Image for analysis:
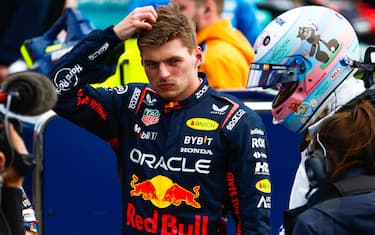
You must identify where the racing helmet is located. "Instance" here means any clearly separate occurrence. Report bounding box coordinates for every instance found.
[247,5,361,133]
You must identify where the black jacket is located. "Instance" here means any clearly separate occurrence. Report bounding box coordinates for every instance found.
[285,174,375,235]
[0,187,24,235]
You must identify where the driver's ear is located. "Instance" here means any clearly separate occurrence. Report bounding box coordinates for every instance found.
[195,46,203,67]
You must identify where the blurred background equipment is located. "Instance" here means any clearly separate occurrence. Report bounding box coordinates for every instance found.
[1,72,57,116]
[20,8,95,75]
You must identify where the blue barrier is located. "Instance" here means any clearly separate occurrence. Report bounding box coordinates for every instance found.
[27,96,301,235]
[32,113,121,235]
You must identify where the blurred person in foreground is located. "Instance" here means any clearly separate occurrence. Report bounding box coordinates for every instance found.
[171,0,254,89]
[292,89,375,234]
[0,121,36,235]
[48,4,271,235]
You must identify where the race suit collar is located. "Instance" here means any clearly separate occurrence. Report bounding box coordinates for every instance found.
[161,72,210,112]
[178,72,210,109]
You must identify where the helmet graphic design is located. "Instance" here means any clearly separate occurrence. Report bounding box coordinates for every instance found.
[247,6,360,133]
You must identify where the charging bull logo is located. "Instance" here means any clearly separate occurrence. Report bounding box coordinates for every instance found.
[130,174,201,208]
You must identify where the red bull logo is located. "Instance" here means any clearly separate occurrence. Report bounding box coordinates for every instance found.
[130,174,201,208]
[126,202,208,234]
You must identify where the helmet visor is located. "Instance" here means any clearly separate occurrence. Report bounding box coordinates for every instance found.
[247,55,310,88]
[246,63,298,88]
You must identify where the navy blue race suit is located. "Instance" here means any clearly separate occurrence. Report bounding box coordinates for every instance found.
[49,27,271,235]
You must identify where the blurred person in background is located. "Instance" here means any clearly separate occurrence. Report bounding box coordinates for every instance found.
[223,0,263,45]
[171,0,254,89]
[127,0,170,12]
[128,0,263,46]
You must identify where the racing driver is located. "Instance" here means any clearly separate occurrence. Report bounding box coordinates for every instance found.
[48,5,271,235]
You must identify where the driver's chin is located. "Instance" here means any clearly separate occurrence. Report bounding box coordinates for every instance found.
[158,90,178,101]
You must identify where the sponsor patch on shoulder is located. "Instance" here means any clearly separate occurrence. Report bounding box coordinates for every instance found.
[53,64,83,93]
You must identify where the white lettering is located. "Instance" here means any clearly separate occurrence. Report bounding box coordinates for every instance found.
[183,136,213,146]
[88,42,109,60]
[54,64,83,93]
[133,124,158,140]
[254,162,269,175]
[129,148,211,174]
[250,128,265,136]
[253,152,268,159]
[257,196,271,209]
[252,138,266,148]
[180,147,213,155]
[195,85,209,99]
[226,109,245,130]
[129,88,141,109]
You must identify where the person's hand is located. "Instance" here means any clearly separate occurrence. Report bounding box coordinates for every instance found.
[113,6,158,41]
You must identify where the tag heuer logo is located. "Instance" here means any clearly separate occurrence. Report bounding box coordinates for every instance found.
[141,108,160,126]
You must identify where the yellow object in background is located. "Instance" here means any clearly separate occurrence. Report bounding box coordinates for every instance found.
[92,37,149,88]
